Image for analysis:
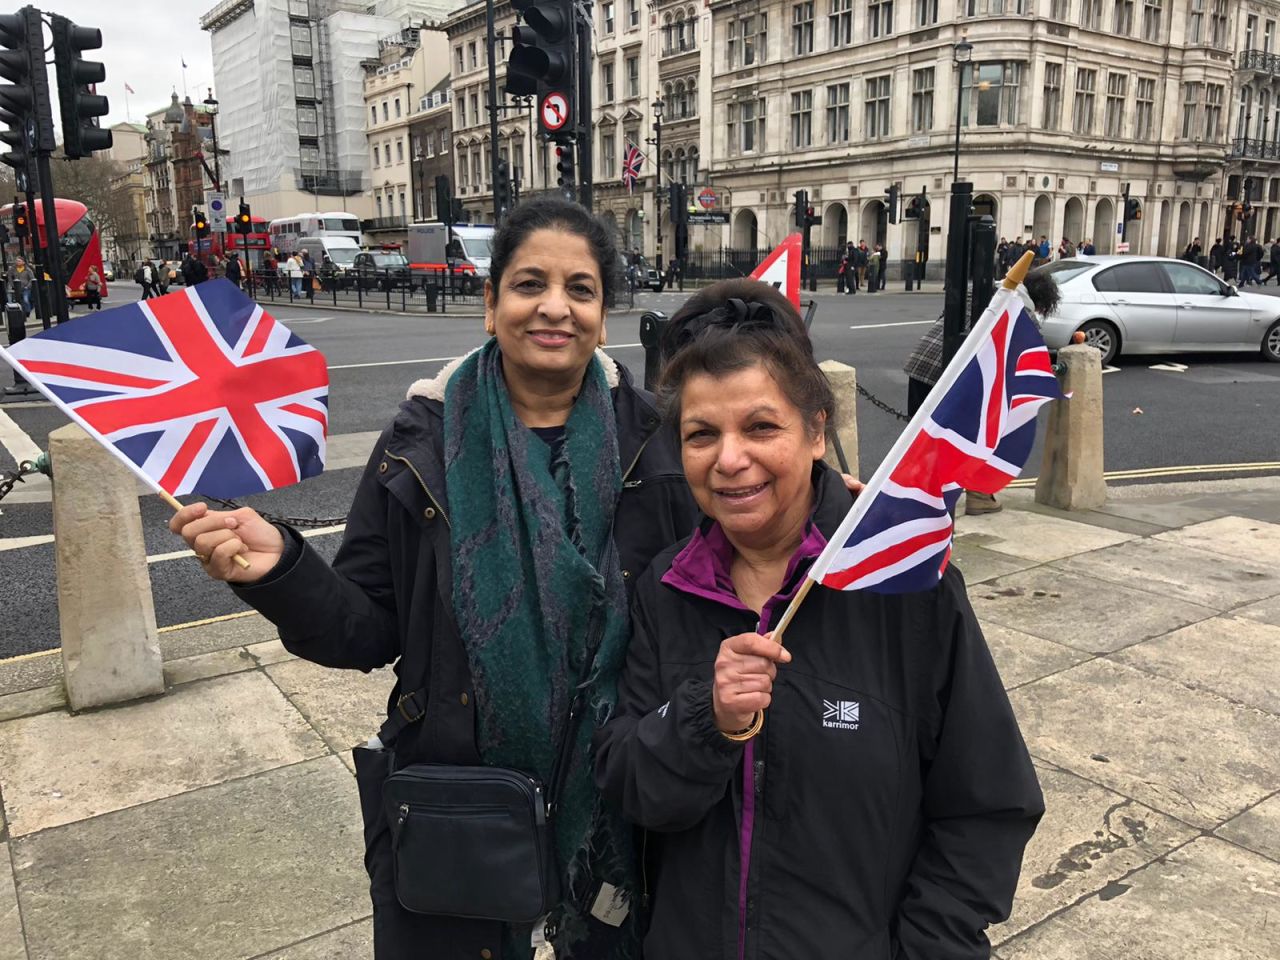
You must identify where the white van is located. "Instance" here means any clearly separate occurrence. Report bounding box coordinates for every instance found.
[296,236,361,280]
[406,223,495,294]
[269,212,363,256]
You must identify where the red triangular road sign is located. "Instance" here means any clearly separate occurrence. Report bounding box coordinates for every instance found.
[750,234,803,309]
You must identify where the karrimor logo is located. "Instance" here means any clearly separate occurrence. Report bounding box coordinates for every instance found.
[822,699,860,731]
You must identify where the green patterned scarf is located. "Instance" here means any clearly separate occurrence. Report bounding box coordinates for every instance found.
[444,339,636,956]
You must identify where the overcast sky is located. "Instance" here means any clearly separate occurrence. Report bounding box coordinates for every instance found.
[46,1,217,128]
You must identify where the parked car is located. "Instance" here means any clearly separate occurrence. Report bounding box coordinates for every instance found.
[1034,255,1280,365]
[101,260,115,282]
[351,250,411,291]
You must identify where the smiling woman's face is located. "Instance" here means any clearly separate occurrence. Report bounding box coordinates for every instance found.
[679,363,825,553]
[485,228,606,390]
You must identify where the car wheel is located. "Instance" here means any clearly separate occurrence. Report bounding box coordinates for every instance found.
[1264,319,1280,363]
[1077,320,1120,365]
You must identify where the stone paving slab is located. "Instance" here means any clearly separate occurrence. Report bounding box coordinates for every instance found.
[0,844,22,960]
[0,683,63,724]
[257,919,373,959]
[0,671,326,836]
[11,757,367,960]
[954,510,1136,563]
[1052,539,1280,612]
[157,612,282,661]
[981,623,1090,690]
[1090,499,1228,531]
[1112,616,1280,715]
[1216,792,1280,863]
[1234,594,1280,628]
[969,567,1215,654]
[1153,515,1280,562]
[162,647,258,688]
[950,541,1041,585]
[998,837,1280,960]
[990,763,1197,944]
[266,660,391,772]
[1010,659,1280,830]
[246,638,294,667]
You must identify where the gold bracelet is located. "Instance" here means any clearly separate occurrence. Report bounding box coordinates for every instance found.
[720,711,764,742]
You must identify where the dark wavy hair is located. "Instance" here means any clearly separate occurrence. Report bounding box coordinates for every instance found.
[657,278,836,438]
[487,196,620,307]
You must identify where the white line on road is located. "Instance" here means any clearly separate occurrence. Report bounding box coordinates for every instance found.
[0,523,348,559]
[848,321,936,330]
[328,343,643,370]
[0,406,42,463]
[282,317,331,325]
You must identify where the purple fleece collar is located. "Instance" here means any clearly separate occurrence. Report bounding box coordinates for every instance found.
[661,519,828,611]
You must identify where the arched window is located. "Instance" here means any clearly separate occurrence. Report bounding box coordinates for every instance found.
[688,145,699,182]
[675,13,687,51]
[663,14,674,53]
[686,78,697,117]
[674,147,686,183]
[1239,86,1253,139]
[664,81,674,103]
[1260,90,1272,142]
[685,8,698,49]
[663,149,675,181]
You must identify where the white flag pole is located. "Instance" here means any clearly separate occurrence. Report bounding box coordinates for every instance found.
[770,250,1038,646]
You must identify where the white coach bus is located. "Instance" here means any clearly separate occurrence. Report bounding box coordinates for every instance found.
[267,211,363,256]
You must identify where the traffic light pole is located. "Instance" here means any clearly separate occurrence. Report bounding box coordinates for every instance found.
[942,181,973,365]
[485,0,502,223]
[34,152,68,324]
[575,8,592,211]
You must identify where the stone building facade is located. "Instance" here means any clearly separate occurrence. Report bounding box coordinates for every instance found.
[1224,1,1280,243]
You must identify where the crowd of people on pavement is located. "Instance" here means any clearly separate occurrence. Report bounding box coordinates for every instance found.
[1194,235,1280,285]
[835,240,889,294]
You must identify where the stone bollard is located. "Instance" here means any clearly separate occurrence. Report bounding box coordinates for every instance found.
[50,423,164,711]
[819,360,860,478]
[1035,343,1107,510]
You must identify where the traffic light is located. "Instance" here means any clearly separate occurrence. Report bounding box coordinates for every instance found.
[12,202,27,240]
[554,142,575,194]
[193,209,209,239]
[450,197,467,223]
[904,194,930,219]
[50,14,112,159]
[668,183,688,225]
[794,190,808,229]
[494,158,513,219]
[1124,197,1142,223]
[0,8,51,190]
[1235,200,1253,222]
[508,0,574,115]
[235,200,252,235]
[885,185,900,225]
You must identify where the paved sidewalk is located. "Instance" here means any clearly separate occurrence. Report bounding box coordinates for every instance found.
[1,478,1278,959]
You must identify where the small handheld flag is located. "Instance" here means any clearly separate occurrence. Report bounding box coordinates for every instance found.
[0,280,329,502]
[772,252,1065,639]
[750,234,803,310]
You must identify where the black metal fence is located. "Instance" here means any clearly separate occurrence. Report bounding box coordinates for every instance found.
[242,268,487,312]
[675,246,932,285]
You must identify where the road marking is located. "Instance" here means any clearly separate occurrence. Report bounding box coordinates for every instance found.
[328,343,642,371]
[157,610,261,633]
[1103,365,1121,374]
[848,321,936,330]
[0,524,346,559]
[1149,362,1189,372]
[1007,460,1280,487]
[0,406,42,463]
[0,399,50,409]
[282,317,331,325]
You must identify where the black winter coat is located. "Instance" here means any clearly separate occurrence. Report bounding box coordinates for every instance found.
[234,354,699,958]
[595,465,1043,960]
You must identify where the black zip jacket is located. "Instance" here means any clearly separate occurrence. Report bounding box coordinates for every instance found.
[232,355,699,958]
[594,465,1043,960]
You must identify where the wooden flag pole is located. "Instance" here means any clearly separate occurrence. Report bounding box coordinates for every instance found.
[769,249,1037,651]
[158,490,252,570]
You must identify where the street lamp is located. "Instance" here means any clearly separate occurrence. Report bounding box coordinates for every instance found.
[646,96,665,281]
[202,88,222,193]
[952,40,974,186]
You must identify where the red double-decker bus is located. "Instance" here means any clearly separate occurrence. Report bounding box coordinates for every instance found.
[1,198,107,303]
[190,215,272,271]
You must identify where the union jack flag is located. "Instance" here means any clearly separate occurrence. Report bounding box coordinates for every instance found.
[809,294,1065,593]
[0,280,329,500]
[621,143,644,192]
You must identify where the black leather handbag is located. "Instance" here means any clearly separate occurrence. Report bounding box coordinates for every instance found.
[377,541,615,923]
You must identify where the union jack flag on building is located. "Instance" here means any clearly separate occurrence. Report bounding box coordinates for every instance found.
[0,280,329,500]
[807,288,1065,594]
[621,143,644,192]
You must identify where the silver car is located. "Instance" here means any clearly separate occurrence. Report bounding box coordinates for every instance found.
[1034,255,1280,365]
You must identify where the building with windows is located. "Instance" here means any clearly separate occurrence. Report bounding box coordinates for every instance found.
[103,122,150,267]
[363,25,449,245]
[1225,1,1280,242]
[700,0,1238,277]
[408,76,455,220]
[142,95,217,263]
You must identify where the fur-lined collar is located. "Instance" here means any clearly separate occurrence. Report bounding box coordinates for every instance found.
[406,346,622,402]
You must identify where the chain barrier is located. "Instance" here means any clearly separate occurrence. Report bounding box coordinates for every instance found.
[200,495,349,529]
[856,383,910,422]
[0,454,51,505]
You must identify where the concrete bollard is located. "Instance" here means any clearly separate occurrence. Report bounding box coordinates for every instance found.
[819,360,860,478]
[50,423,164,711]
[1035,343,1107,510]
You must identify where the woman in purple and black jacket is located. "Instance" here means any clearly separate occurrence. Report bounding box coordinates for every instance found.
[594,278,1043,960]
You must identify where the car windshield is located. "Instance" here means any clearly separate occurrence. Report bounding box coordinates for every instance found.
[327,248,358,266]
[461,235,492,259]
[1033,260,1095,285]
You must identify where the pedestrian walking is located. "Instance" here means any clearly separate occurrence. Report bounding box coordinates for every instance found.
[876,243,888,290]
[1037,236,1051,259]
[1209,238,1224,274]
[83,265,103,310]
[1057,237,1076,259]
[262,253,279,296]
[865,245,881,293]
[136,261,154,300]
[835,252,848,293]
[301,250,316,301]
[1240,236,1263,286]
[1267,238,1280,285]
[1081,238,1096,256]
[6,256,34,315]
[171,196,701,960]
[1181,237,1202,263]
[285,253,303,298]
[225,253,242,288]
[853,241,868,291]
[595,278,1042,959]
[156,259,171,295]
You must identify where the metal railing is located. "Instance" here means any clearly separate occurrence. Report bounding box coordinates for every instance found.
[1239,49,1280,77]
[1231,137,1280,160]
[362,215,409,231]
[238,267,485,313]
